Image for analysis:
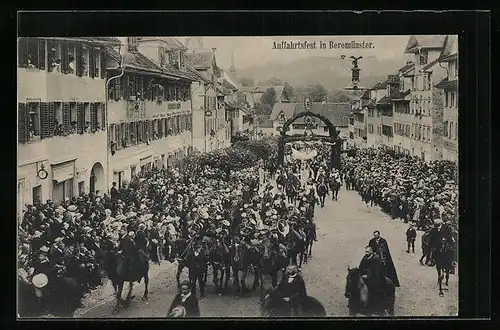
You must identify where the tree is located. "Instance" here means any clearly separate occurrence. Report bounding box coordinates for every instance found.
[328,89,353,103]
[283,82,294,101]
[240,77,254,86]
[260,87,277,108]
[308,83,328,102]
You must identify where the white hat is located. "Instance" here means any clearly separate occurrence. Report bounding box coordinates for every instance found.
[32,273,48,289]
[216,215,222,220]
[222,220,230,227]
[241,213,247,218]
[243,204,249,209]
[33,230,42,238]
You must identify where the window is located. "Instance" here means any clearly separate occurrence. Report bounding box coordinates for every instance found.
[419,50,428,65]
[451,92,456,107]
[427,127,431,140]
[169,51,180,69]
[131,166,137,178]
[449,122,453,139]
[18,38,46,70]
[32,185,42,204]
[26,102,41,140]
[81,45,89,76]
[78,181,85,196]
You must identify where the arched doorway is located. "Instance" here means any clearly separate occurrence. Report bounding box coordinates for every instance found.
[278,110,342,169]
[89,162,105,194]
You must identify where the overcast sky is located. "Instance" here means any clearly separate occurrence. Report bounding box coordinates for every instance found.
[178,36,412,70]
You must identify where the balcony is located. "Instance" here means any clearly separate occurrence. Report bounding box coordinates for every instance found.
[108,99,191,123]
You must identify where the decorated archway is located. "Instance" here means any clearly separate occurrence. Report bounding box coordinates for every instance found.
[278,108,342,169]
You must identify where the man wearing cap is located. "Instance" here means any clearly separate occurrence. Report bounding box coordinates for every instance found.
[167,279,200,317]
[368,231,400,287]
[272,264,307,316]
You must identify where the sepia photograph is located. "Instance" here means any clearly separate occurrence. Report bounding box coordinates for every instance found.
[17,34,459,318]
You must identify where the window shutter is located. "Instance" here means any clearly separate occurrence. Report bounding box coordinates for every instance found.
[48,102,55,137]
[61,43,69,74]
[77,103,84,134]
[89,49,95,78]
[62,103,70,135]
[101,103,106,130]
[39,40,46,70]
[40,102,50,139]
[100,51,106,79]
[122,76,129,100]
[114,79,121,101]
[18,103,27,143]
[90,103,98,132]
[76,44,83,77]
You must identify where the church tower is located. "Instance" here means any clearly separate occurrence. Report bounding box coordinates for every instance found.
[229,49,236,75]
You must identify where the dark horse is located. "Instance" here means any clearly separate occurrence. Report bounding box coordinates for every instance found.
[285,179,299,205]
[435,235,456,297]
[261,288,326,317]
[231,240,259,298]
[302,221,316,263]
[344,266,395,317]
[328,175,341,201]
[208,237,232,296]
[105,249,150,314]
[259,237,287,301]
[316,181,328,208]
[287,227,307,269]
[276,172,287,193]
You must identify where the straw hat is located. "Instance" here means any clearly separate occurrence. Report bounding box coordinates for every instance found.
[32,273,48,289]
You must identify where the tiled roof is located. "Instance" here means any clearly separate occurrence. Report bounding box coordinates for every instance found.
[405,35,447,53]
[187,64,210,83]
[186,51,214,69]
[270,103,297,121]
[398,62,415,74]
[222,79,238,91]
[435,77,458,90]
[439,35,458,61]
[365,99,376,109]
[106,47,195,80]
[422,59,440,71]
[260,119,274,128]
[292,103,351,127]
[376,96,391,105]
[360,89,371,100]
[391,89,412,100]
[372,81,388,90]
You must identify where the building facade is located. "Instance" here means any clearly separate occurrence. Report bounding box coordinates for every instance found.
[17,37,121,217]
[435,35,458,163]
[365,83,387,149]
[404,35,448,161]
[106,37,196,188]
[393,62,415,155]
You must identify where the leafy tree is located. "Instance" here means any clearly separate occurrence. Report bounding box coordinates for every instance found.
[308,83,328,102]
[327,89,353,102]
[260,87,277,108]
[239,77,254,86]
[283,82,294,100]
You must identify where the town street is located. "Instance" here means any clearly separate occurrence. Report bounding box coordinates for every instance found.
[77,186,458,318]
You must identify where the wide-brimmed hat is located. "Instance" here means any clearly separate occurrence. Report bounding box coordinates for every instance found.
[32,273,49,289]
[198,208,209,219]
[33,230,42,238]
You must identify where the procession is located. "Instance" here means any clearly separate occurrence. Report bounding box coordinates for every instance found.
[18,35,459,318]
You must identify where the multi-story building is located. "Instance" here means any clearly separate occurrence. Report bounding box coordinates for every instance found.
[17,37,121,216]
[404,35,448,161]
[349,89,369,148]
[393,61,415,155]
[435,35,458,163]
[365,82,387,148]
[106,37,197,188]
[186,48,230,152]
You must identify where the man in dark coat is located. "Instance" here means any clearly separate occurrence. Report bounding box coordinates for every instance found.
[272,265,307,315]
[189,244,207,298]
[406,224,417,253]
[118,229,140,276]
[167,279,200,317]
[358,245,385,307]
[368,230,400,287]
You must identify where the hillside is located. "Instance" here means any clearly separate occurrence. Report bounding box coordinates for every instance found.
[236,56,406,90]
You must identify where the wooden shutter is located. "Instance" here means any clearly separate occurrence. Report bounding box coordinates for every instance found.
[89,49,95,78]
[90,103,98,132]
[76,44,83,77]
[48,102,55,137]
[38,40,46,70]
[61,43,69,74]
[122,76,129,100]
[101,103,106,130]
[100,51,106,79]
[62,103,70,135]
[40,102,50,139]
[18,103,27,143]
[77,103,84,134]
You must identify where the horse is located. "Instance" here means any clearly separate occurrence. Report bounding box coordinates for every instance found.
[208,236,232,296]
[285,180,299,205]
[286,227,307,269]
[261,288,326,317]
[105,248,150,314]
[328,175,341,201]
[316,181,328,208]
[276,172,287,193]
[302,221,316,263]
[435,235,456,297]
[230,239,259,298]
[344,266,395,317]
[258,237,286,301]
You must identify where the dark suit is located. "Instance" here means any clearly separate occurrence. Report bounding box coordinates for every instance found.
[167,293,200,317]
[358,254,384,305]
[274,274,307,315]
[368,237,400,287]
[189,251,207,296]
[406,228,417,252]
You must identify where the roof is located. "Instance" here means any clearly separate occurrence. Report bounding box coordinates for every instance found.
[435,77,458,90]
[33,37,122,46]
[225,71,240,89]
[260,119,274,128]
[222,79,238,91]
[270,103,297,122]
[376,96,391,105]
[371,81,388,90]
[187,64,210,83]
[398,62,415,74]
[360,89,371,100]
[138,37,187,51]
[405,35,447,53]
[386,75,400,84]
[391,89,412,100]
[293,103,351,127]
[106,47,196,80]
[186,51,215,69]
[439,35,459,62]
[242,85,285,95]
[422,58,440,71]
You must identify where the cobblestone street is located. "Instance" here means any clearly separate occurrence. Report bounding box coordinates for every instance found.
[78,186,458,318]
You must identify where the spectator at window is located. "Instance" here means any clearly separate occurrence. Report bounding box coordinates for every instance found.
[27,53,36,69]
[55,124,64,136]
[96,124,101,132]
[122,137,127,148]
[70,121,77,134]
[68,54,75,74]
[153,131,158,140]
[84,122,91,133]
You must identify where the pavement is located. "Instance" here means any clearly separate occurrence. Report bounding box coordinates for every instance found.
[76,182,458,318]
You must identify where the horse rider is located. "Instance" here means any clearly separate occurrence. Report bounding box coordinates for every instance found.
[118,228,139,273]
[271,264,307,316]
[358,245,386,308]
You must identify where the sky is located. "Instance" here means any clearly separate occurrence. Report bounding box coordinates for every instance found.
[178,36,413,70]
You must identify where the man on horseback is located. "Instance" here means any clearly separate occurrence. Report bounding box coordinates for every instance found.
[118,228,139,274]
[358,245,385,308]
[271,264,307,316]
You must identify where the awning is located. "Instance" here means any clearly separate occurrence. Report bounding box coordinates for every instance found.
[52,163,75,183]
[140,156,152,166]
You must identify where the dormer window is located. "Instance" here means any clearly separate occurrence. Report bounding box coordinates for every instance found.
[168,50,180,69]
